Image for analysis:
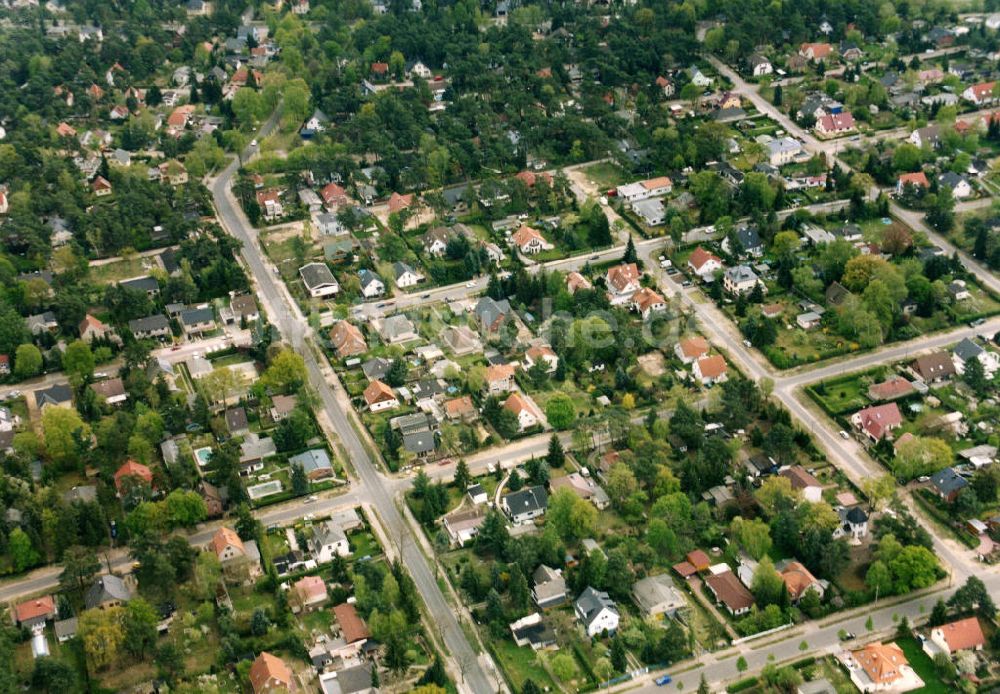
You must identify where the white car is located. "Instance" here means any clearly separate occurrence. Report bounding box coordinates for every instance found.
[466,281,476,288]
[839,430,850,440]
[250,139,258,147]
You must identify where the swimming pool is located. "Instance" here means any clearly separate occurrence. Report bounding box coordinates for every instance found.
[247,480,283,500]
[193,447,213,467]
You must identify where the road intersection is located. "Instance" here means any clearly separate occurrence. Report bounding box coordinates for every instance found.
[3,63,1000,694]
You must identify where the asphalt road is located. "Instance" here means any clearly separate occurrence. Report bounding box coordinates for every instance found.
[210,115,496,693]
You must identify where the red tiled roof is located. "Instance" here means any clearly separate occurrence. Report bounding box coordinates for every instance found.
[114,459,152,490]
[15,595,56,624]
[211,526,244,557]
[333,603,371,643]
[249,652,294,693]
[678,336,709,360]
[689,247,721,271]
[935,617,985,652]
[898,171,929,188]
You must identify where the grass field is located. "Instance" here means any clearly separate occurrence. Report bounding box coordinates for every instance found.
[896,637,952,694]
[492,638,559,692]
[580,161,628,189]
[89,255,158,284]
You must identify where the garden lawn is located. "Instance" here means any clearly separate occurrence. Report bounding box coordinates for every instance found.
[895,637,952,694]
[581,161,628,189]
[90,255,157,284]
[492,639,559,692]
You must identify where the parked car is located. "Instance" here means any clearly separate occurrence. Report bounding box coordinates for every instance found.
[655,675,673,686]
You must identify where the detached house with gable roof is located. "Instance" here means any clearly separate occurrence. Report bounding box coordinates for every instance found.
[575,586,619,637]
[852,402,903,441]
[605,262,642,305]
[688,247,723,281]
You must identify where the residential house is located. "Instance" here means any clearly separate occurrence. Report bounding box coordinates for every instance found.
[91,176,113,196]
[632,574,687,619]
[779,466,823,502]
[693,355,728,385]
[851,402,903,441]
[815,112,856,136]
[330,321,368,358]
[575,586,620,637]
[835,506,869,541]
[911,351,956,382]
[289,449,334,481]
[377,314,417,344]
[129,314,171,339]
[444,395,477,422]
[363,380,398,412]
[867,376,915,401]
[938,171,973,199]
[35,383,73,409]
[230,294,260,323]
[633,198,666,226]
[299,263,340,298]
[722,265,763,296]
[256,190,284,220]
[524,345,559,373]
[504,392,541,431]
[930,467,968,502]
[441,325,482,356]
[688,247,724,280]
[85,575,133,610]
[962,81,997,105]
[358,269,386,298]
[748,54,773,76]
[767,137,803,166]
[292,575,328,613]
[502,485,549,524]
[847,642,920,693]
[26,312,58,334]
[387,192,414,214]
[249,652,295,694]
[532,565,568,608]
[509,613,557,651]
[475,296,512,334]
[705,570,754,615]
[442,507,486,546]
[91,377,128,406]
[393,261,423,288]
[14,596,58,628]
[423,227,452,257]
[617,176,673,202]
[511,225,554,255]
[605,262,642,304]
[779,561,824,602]
[566,271,593,294]
[114,459,153,494]
[799,42,833,60]
[79,314,113,343]
[310,520,350,562]
[199,481,224,517]
[722,225,764,258]
[180,307,216,336]
[484,364,516,395]
[120,275,160,298]
[909,125,942,149]
[949,280,972,302]
[332,603,370,652]
[211,526,262,580]
[550,472,610,509]
[320,182,349,209]
[926,617,985,656]
[675,336,710,364]
[953,337,999,376]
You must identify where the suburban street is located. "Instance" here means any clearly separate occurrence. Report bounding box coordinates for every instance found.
[3,52,1000,694]
[209,114,498,693]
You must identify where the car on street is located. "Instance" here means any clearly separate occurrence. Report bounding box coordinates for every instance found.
[839,430,850,440]
[304,495,318,503]
[421,293,431,299]
[655,675,672,686]
[591,254,599,260]
[917,475,930,483]
[743,340,752,348]
[681,280,692,287]
[840,631,856,641]
[466,281,476,288]
[6,390,20,399]
[250,139,258,147]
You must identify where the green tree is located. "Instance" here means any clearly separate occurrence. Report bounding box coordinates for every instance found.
[13,343,42,379]
[261,348,307,393]
[123,598,160,659]
[31,657,78,692]
[888,545,939,593]
[545,394,575,429]
[79,607,126,670]
[9,528,40,572]
[962,355,988,396]
[291,463,310,495]
[546,487,596,542]
[60,545,102,597]
[453,459,471,490]
[730,517,772,560]
[63,339,95,381]
[546,434,565,468]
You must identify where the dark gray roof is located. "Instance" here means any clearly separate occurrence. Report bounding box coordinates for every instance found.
[475,296,511,327]
[180,307,214,325]
[358,268,383,290]
[120,276,159,293]
[403,430,436,454]
[931,467,968,496]
[362,357,392,380]
[845,506,868,524]
[575,585,618,627]
[225,407,248,432]
[129,314,170,333]
[954,338,984,362]
[299,262,337,290]
[503,485,548,516]
[289,449,333,474]
[35,383,73,407]
[85,574,131,609]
